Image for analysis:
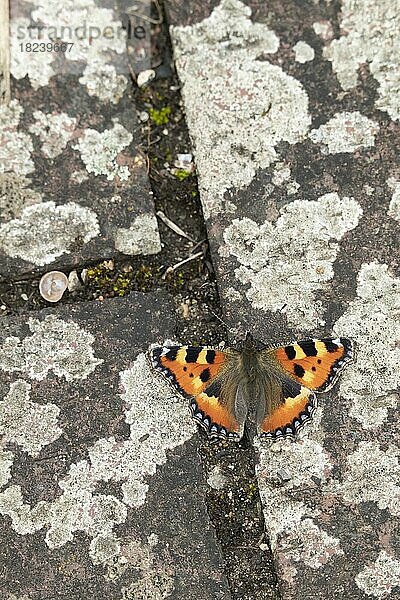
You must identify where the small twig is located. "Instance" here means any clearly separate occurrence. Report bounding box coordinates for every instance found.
[190,237,207,253]
[127,60,137,85]
[162,251,203,279]
[156,210,196,242]
[125,0,163,25]
[148,135,161,146]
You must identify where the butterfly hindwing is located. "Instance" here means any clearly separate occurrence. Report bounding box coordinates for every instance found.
[273,337,353,392]
[150,346,241,439]
[259,376,317,441]
[190,382,242,440]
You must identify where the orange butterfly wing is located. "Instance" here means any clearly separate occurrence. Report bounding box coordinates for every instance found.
[273,337,353,392]
[259,381,317,441]
[150,346,241,439]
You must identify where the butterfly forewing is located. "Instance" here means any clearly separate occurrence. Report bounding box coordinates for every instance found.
[151,345,225,398]
[273,337,353,392]
[150,345,242,439]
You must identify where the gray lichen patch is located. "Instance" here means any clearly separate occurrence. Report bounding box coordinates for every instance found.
[79,63,128,104]
[309,112,379,154]
[324,0,400,121]
[0,173,42,222]
[388,180,400,222]
[90,353,195,508]
[256,484,342,583]
[0,449,14,488]
[0,380,62,457]
[29,0,126,64]
[0,485,49,535]
[119,539,175,600]
[0,315,103,381]
[89,532,121,566]
[271,162,300,195]
[171,0,311,217]
[293,41,315,64]
[0,100,34,176]
[45,476,127,548]
[91,534,175,597]
[11,0,126,89]
[114,214,161,256]
[258,438,333,491]
[312,20,334,42]
[0,201,100,265]
[0,353,195,559]
[355,550,400,599]
[335,262,399,428]
[339,441,400,516]
[73,122,133,181]
[29,111,77,159]
[220,193,362,329]
[256,437,344,583]
[0,475,127,548]
[10,17,56,89]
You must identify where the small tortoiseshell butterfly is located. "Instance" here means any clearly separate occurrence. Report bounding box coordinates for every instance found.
[150,334,353,442]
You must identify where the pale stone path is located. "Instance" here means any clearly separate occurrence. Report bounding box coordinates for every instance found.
[166,1,400,598]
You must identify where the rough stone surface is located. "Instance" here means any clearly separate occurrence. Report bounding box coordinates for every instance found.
[0,0,160,280]
[0,294,231,599]
[167,0,400,598]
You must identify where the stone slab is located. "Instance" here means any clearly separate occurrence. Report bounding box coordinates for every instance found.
[166,1,400,598]
[0,0,161,282]
[0,292,231,599]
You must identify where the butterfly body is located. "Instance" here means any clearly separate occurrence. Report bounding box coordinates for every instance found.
[150,335,353,442]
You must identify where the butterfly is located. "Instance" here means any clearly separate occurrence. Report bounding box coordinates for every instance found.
[149,333,353,442]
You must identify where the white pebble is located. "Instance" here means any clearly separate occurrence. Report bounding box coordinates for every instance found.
[137,69,156,87]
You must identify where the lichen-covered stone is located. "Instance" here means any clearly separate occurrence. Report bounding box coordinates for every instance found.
[388,179,400,222]
[309,112,379,154]
[0,449,14,488]
[220,193,362,329]
[2,0,160,278]
[0,314,103,380]
[0,100,34,176]
[114,214,162,255]
[339,441,400,516]
[79,63,128,104]
[293,41,315,64]
[0,174,41,221]
[324,0,400,120]
[73,122,133,181]
[355,551,400,599]
[0,201,100,265]
[335,262,399,429]
[0,380,62,456]
[29,111,77,159]
[11,0,126,89]
[172,0,310,217]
